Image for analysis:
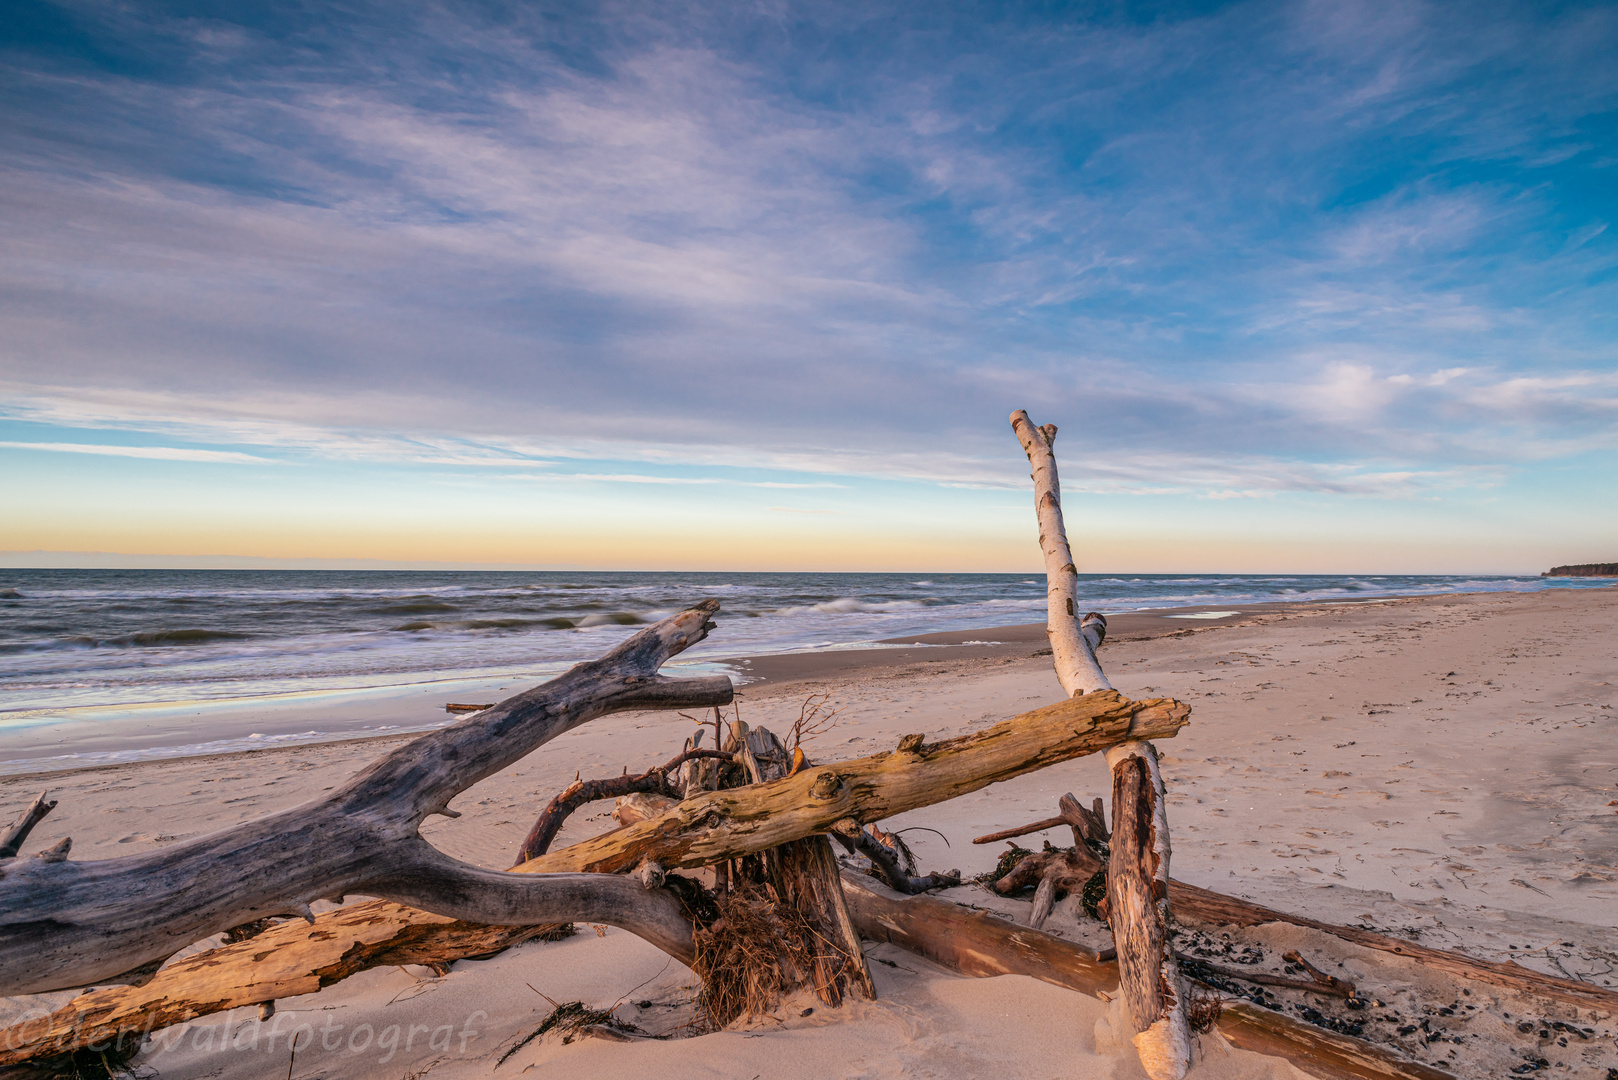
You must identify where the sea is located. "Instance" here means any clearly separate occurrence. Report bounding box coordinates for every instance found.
[0,569,1605,774]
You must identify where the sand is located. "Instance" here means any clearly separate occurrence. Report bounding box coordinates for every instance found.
[1,587,1614,1078]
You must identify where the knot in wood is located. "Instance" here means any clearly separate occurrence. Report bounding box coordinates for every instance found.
[809,772,843,800]
[704,811,724,829]
[831,817,863,837]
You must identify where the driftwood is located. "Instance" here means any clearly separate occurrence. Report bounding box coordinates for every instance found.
[0,690,1187,1065]
[1012,408,1190,1079]
[993,846,1103,929]
[0,603,734,997]
[1180,950,1359,1001]
[509,690,1186,876]
[972,792,1110,850]
[842,873,1455,1080]
[0,792,56,859]
[515,748,731,863]
[836,821,961,895]
[1168,879,1618,1012]
[976,800,1618,1013]
[0,905,570,1068]
[722,720,873,1007]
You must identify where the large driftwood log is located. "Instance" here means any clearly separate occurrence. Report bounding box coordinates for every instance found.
[512,690,1186,875]
[1012,408,1190,1079]
[0,905,563,1066]
[0,603,734,997]
[0,690,1186,1065]
[842,873,1455,1080]
[1167,880,1618,1012]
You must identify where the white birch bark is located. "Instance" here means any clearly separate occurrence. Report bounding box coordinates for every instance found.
[1010,409,1190,1080]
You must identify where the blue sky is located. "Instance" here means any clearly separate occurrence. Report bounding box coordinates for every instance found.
[1,0,1614,571]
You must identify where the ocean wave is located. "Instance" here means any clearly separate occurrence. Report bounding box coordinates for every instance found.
[41,628,256,649]
[774,597,937,615]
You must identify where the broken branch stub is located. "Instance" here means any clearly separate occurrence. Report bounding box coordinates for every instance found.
[0,602,734,996]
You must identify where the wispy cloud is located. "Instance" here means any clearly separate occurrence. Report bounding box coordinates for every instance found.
[0,441,272,464]
[0,0,1614,549]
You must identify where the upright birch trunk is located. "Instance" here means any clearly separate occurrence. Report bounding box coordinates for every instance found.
[1011,410,1190,1080]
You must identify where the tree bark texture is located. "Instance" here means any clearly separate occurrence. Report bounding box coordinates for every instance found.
[1011,408,1190,1080]
[1106,742,1189,1079]
[726,722,874,1007]
[0,602,734,997]
[1167,880,1618,1012]
[842,874,1456,1080]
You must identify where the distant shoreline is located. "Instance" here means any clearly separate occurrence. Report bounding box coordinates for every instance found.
[1543,563,1618,578]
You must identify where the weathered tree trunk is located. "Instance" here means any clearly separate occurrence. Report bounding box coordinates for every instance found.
[1105,740,1187,1078]
[0,603,734,997]
[0,904,568,1068]
[0,691,1186,1066]
[1012,408,1190,1080]
[842,873,1456,1080]
[727,721,873,1006]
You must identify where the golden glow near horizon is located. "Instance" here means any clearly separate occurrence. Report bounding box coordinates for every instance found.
[2,438,1607,574]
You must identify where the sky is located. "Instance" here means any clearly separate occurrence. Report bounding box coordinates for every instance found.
[1,0,1615,573]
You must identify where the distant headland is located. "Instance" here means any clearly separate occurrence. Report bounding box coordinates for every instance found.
[1543,563,1618,577]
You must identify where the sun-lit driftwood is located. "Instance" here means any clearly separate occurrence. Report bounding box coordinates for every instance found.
[1012,409,1190,1080]
[0,905,571,1066]
[722,720,874,1007]
[842,873,1455,1080]
[0,603,734,998]
[517,690,1187,876]
[0,690,1187,1065]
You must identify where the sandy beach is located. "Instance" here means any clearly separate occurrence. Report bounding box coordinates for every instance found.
[2,586,1615,1079]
